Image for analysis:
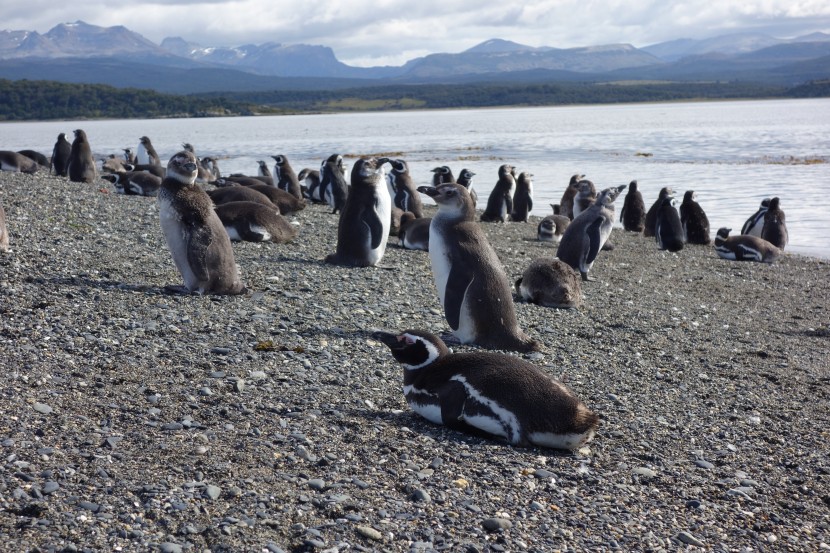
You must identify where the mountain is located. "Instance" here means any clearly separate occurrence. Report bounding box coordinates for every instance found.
[642,31,830,62]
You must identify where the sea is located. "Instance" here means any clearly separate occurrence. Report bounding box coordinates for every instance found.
[3,98,829,258]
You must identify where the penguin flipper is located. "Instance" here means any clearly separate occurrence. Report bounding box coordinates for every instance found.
[185,224,213,282]
[361,205,385,249]
[585,217,604,265]
[444,264,474,331]
[527,196,533,213]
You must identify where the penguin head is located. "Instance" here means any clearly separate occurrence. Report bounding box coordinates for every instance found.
[272,155,286,166]
[568,174,585,187]
[458,169,475,183]
[767,197,781,211]
[140,136,152,145]
[389,159,408,174]
[418,183,474,220]
[373,330,448,370]
[596,185,627,206]
[73,129,87,141]
[166,150,199,184]
[182,143,195,153]
[628,180,638,192]
[716,227,732,239]
[658,186,674,199]
[683,190,696,203]
[351,157,385,185]
[760,198,771,209]
[498,164,514,178]
[576,179,596,198]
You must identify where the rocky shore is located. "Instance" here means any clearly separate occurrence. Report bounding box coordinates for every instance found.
[1,171,828,552]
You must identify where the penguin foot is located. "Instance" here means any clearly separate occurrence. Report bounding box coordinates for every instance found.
[580,272,595,282]
[163,284,194,295]
[439,332,463,346]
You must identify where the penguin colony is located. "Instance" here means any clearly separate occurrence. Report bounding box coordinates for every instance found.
[0,130,795,450]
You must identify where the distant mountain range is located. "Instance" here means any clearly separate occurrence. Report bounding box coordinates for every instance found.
[1,21,828,94]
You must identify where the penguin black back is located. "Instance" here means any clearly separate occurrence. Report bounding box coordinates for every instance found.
[761,197,788,250]
[620,180,645,232]
[679,190,711,245]
[510,172,534,222]
[51,133,72,177]
[655,197,685,252]
[644,187,673,237]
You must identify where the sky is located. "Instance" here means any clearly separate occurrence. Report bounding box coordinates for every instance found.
[3,0,830,66]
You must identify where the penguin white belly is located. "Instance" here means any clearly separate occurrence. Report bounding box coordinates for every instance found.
[366,192,392,266]
[135,143,149,166]
[529,430,594,450]
[715,246,737,260]
[403,384,443,424]
[159,197,199,290]
[428,230,451,307]
[453,291,478,344]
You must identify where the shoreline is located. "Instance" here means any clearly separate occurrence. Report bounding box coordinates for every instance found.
[1,171,829,552]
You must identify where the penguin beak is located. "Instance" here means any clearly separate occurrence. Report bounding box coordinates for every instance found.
[617,184,627,193]
[418,186,438,197]
[183,162,198,172]
[372,331,404,349]
[376,157,389,166]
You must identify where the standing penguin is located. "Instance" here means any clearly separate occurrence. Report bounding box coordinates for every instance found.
[272,154,303,199]
[619,179,646,232]
[418,183,540,352]
[456,168,477,208]
[679,190,711,245]
[431,166,455,186]
[123,148,137,165]
[480,164,516,222]
[67,129,97,183]
[571,178,597,220]
[382,158,424,218]
[761,197,788,250]
[319,154,349,214]
[510,172,534,222]
[158,150,246,295]
[557,185,626,281]
[51,133,72,177]
[324,157,390,267]
[537,204,570,243]
[741,198,770,237]
[559,174,584,220]
[655,197,685,252]
[136,136,161,166]
[373,329,597,449]
[714,228,781,263]
[644,187,673,237]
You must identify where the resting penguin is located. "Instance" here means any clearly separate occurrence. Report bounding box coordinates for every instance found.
[679,190,711,245]
[714,228,781,263]
[480,164,516,222]
[537,204,570,243]
[102,171,162,197]
[271,154,303,199]
[67,129,97,183]
[207,186,279,211]
[324,157,390,267]
[418,183,541,352]
[571,178,597,220]
[136,136,161,166]
[18,150,49,168]
[297,168,322,202]
[456,168,478,208]
[515,258,582,309]
[319,154,349,214]
[51,133,72,177]
[741,198,770,237]
[0,151,39,174]
[619,180,646,232]
[761,197,788,250]
[0,200,9,252]
[655,197,685,252]
[510,172,534,222]
[556,185,627,281]
[431,166,455,186]
[644,186,673,237]
[381,158,424,218]
[373,329,598,449]
[399,212,431,251]
[559,174,584,220]
[214,201,298,244]
[158,150,246,295]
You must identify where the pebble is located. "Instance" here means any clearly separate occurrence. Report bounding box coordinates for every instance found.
[412,488,431,503]
[694,459,715,470]
[356,526,383,541]
[482,517,512,532]
[159,544,183,553]
[676,531,705,547]
[42,481,59,494]
[205,484,221,500]
[32,402,52,414]
[632,467,657,479]
[307,479,326,490]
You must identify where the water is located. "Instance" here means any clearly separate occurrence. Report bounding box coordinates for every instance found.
[3,98,829,258]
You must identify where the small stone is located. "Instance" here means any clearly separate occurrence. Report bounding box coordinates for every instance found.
[412,488,431,503]
[676,531,705,547]
[211,347,231,355]
[307,479,326,491]
[633,467,657,479]
[482,517,512,532]
[533,469,555,480]
[162,422,183,431]
[205,485,221,500]
[32,403,52,415]
[159,543,183,553]
[42,481,59,495]
[356,526,383,541]
[694,459,715,470]
[232,379,246,393]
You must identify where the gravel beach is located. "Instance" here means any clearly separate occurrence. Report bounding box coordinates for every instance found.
[1,171,828,553]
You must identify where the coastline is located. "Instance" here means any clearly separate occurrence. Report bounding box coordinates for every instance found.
[1,172,828,552]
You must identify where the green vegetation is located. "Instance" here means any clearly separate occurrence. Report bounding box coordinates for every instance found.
[0,77,824,121]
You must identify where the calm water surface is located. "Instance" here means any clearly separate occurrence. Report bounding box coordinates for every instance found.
[3,99,829,258]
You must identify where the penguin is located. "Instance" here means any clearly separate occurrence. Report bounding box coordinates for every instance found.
[373,329,598,449]
[510,172,533,222]
[644,187,673,237]
[297,168,322,202]
[67,129,97,183]
[206,186,279,211]
[741,198,770,237]
[123,163,165,179]
[537,204,570,243]
[0,151,39,174]
[418,183,541,352]
[714,228,781,263]
[182,143,216,184]
[18,150,49,168]
[136,136,161,166]
[201,156,221,180]
[51,133,72,177]
[480,164,516,223]
[559,174,584,220]
[679,190,711,245]
[382,158,424,218]
[243,183,306,215]
[324,157,391,267]
[123,148,137,165]
[101,171,162,197]
[619,180,646,233]
[431,166,455,186]
[456,168,478,208]
[319,154,349,214]
[515,258,582,309]
[257,160,272,179]
[217,175,268,188]
[158,150,246,295]
[0,199,9,252]
[571,178,597,220]
[655,197,685,252]
[556,185,627,281]
[214,201,298,244]
[761,197,788,250]
[271,154,303,199]
[399,212,431,251]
